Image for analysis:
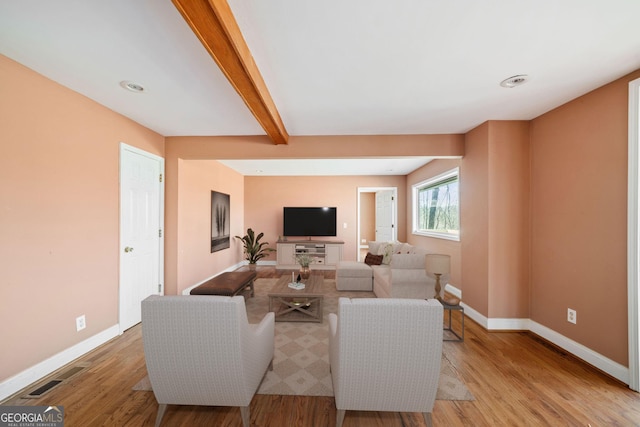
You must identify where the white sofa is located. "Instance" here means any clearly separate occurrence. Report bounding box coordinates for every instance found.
[336,241,437,299]
[370,241,436,299]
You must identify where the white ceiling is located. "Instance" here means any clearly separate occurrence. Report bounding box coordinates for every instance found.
[1,0,639,175]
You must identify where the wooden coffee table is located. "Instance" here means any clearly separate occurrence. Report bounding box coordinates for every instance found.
[268,274,324,322]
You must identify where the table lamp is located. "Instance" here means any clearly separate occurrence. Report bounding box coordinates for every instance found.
[425,254,451,302]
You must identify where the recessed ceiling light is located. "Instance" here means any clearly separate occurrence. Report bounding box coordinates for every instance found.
[120,80,145,93]
[500,74,529,88]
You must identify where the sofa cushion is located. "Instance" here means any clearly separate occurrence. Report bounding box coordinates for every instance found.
[408,246,427,255]
[337,261,374,278]
[367,240,383,255]
[371,265,390,298]
[390,253,426,270]
[364,252,383,266]
[395,243,413,254]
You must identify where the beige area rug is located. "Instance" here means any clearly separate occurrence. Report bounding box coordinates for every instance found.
[134,278,473,401]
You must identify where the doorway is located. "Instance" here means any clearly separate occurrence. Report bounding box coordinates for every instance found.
[119,143,164,332]
[357,187,398,261]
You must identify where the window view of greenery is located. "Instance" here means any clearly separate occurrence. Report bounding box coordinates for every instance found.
[416,174,459,237]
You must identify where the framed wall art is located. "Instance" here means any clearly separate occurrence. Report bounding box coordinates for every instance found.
[211,191,230,252]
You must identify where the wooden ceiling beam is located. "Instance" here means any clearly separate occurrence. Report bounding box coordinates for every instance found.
[172,0,289,144]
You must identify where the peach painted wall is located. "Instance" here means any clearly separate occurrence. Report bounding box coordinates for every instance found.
[458,121,530,319]
[175,160,245,294]
[243,176,407,261]
[407,159,463,288]
[530,70,640,365]
[0,55,164,382]
[359,193,376,244]
[487,121,530,318]
[460,123,491,316]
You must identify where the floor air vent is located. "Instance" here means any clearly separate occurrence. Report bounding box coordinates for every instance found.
[23,363,89,399]
[27,380,63,397]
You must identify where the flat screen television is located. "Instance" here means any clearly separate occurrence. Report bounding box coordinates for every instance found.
[283,207,337,237]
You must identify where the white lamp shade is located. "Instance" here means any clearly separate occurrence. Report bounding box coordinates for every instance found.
[425,254,451,275]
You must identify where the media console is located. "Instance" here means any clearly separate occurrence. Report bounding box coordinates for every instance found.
[276,240,344,270]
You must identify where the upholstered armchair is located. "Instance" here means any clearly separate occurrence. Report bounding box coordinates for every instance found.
[329,297,443,427]
[141,295,274,427]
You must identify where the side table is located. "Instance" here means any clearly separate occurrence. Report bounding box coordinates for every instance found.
[442,301,464,342]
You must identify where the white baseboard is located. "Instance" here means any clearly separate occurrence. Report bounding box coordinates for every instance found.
[0,325,120,402]
[457,299,629,385]
[444,282,461,299]
[529,320,629,384]
[445,283,489,329]
[459,302,489,329]
[447,283,627,383]
[487,317,531,330]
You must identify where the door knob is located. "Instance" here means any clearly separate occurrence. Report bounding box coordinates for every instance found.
[124,246,134,253]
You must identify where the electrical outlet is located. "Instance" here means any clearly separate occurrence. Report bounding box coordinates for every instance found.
[76,315,86,331]
[567,308,576,324]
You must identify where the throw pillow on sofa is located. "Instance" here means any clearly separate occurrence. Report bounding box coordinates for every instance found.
[368,240,408,265]
[364,252,383,266]
[378,242,395,264]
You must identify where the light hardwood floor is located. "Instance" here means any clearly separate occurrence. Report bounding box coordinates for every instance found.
[4,267,640,426]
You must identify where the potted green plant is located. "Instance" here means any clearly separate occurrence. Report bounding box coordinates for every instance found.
[235,228,275,268]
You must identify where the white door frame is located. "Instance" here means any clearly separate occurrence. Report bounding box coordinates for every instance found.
[119,143,165,334]
[357,187,398,260]
[627,77,640,391]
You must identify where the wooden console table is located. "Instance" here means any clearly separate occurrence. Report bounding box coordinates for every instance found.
[276,240,344,270]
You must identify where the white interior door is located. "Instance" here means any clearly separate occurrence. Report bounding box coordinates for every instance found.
[375,190,395,242]
[119,143,164,332]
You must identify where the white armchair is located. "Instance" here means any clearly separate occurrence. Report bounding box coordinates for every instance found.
[141,295,274,427]
[329,297,443,427]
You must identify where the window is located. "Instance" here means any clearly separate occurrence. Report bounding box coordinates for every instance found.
[412,168,459,240]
